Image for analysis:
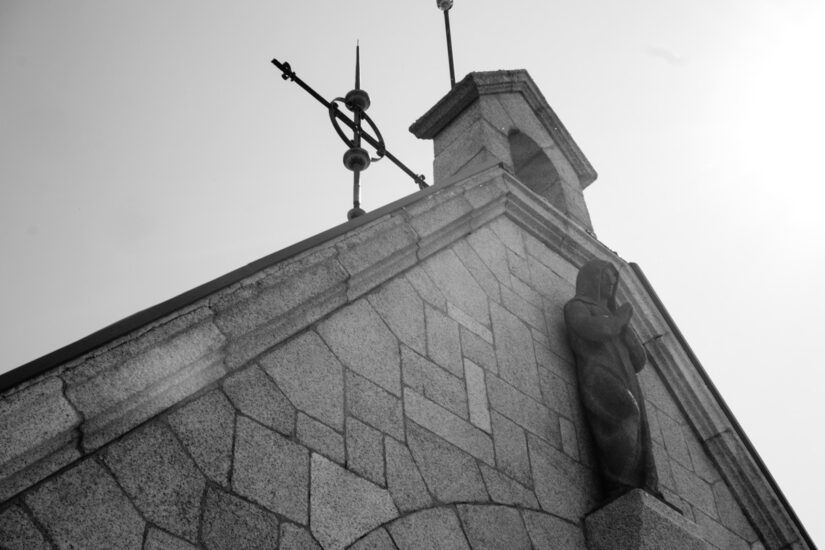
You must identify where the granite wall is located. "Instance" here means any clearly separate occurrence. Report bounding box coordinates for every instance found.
[0,170,764,549]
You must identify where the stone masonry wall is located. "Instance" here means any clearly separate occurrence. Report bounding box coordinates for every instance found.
[0,170,764,549]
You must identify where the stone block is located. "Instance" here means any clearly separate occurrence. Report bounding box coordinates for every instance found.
[560,416,580,461]
[167,389,235,485]
[452,239,502,301]
[489,217,526,257]
[653,442,675,491]
[402,346,468,419]
[672,461,718,519]
[25,459,145,550]
[686,433,721,484]
[508,274,543,306]
[537,368,574,418]
[528,433,597,522]
[406,191,474,259]
[350,527,396,550]
[712,481,758,542]
[464,359,491,432]
[448,302,493,344]
[213,249,348,368]
[101,421,205,542]
[385,436,432,513]
[584,489,709,550]
[458,504,532,550]
[223,365,295,436]
[490,411,532,488]
[406,422,488,503]
[319,300,401,397]
[310,454,398,550]
[297,413,345,464]
[526,253,575,309]
[542,309,576,366]
[638,367,683,421]
[388,507,470,550]
[0,377,81,501]
[64,314,226,451]
[404,388,494,465]
[487,375,559,447]
[425,304,463,378]
[479,463,539,509]
[467,225,513,286]
[347,417,385,486]
[490,302,542,401]
[336,215,419,300]
[0,505,50,550]
[694,509,750,550]
[501,284,545,331]
[521,510,587,550]
[201,486,280,550]
[345,370,405,441]
[522,231,578,285]
[423,248,490,327]
[233,416,309,524]
[507,248,533,285]
[659,410,693,469]
[433,101,482,156]
[260,330,344,431]
[535,341,575,385]
[280,523,322,550]
[404,265,447,311]
[368,277,427,356]
[144,527,199,550]
[460,326,498,374]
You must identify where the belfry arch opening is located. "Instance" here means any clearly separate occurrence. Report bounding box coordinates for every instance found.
[508,130,566,213]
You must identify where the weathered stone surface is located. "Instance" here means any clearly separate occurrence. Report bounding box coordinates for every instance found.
[585,489,708,550]
[490,302,541,400]
[388,507,470,550]
[464,359,491,432]
[336,215,418,300]
[452,239,502,301]
[537,367,574,418]
[405,266,447,311]
[448,302,493,344]
[423,249,489,327]
[280,523,322,550]
[672,461,718,519]
[659,411,693,469]
[385,436,432,512]
[0,377,81,501]
[501,284,545,331]
[487,375,559,446]
[347,417,385,486]
[535,341,575,386]
[425,305,463,378]
[345,370,405,441]
[319,300,401,396]
[490,411,532,488]
[506,249,533,287]
[638,367,683,421]
[466,226,512,286]
[25,459,144,549]
[201,486,280,550]
[368,277,427,356]
[560,416,580,460]
[406,422,488,503]
[694,509,750,550]
[310,454,398,550]
[529,434,597,522]
[712,481,758,541]
[402,346,467,419]
[213,249,347,368]
[223,364,295,436]
[527,255,575,310]
[233,416,309,524]
[0,505,50,550]
[686,433,721,484]
[479,463,539,509]
[167,389,235,485]
[404,388,494,465]
[406,191,473,259]
[521,510,587,550]
[350,527,397,550]
[144,527,200,550]
[460,326,497,374]
[65,312,226,451]
[458,504,532,550]
[297,413,345,464]
[260,331,344,430]
[101,421,205,542]
[522,231,578,285]
[489,217,526,256]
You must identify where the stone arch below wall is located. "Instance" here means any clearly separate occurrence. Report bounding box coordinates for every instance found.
[346,503,587,550]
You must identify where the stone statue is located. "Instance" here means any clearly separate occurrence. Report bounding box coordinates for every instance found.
[564,259,659,501]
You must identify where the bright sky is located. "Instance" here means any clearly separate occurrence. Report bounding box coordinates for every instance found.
[1,1,823,545]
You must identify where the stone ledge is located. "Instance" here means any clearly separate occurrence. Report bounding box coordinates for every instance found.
[585,489,709,550]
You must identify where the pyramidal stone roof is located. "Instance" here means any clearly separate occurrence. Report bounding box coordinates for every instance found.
[0,71,814,549]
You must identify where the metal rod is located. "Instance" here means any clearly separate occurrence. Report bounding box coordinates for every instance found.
[271,58,428,189]
[443,9,456,88]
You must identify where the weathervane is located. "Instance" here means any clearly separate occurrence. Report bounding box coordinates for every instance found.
[437,0,457,88]
[272,44,428,221]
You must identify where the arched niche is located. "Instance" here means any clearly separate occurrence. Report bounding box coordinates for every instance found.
[508,130,567,213]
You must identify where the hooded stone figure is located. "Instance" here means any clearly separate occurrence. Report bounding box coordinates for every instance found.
[564,259,659,501]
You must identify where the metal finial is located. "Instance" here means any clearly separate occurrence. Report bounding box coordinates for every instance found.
[436,0,456,88]
[355,41,360,90]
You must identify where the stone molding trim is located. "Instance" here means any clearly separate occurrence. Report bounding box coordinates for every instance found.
[409,70,599,189]
[0,160,810,550]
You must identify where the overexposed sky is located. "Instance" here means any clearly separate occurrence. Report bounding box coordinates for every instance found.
[1,1,823,545]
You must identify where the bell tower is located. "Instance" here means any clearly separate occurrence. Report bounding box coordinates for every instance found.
[410,70,598,232]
